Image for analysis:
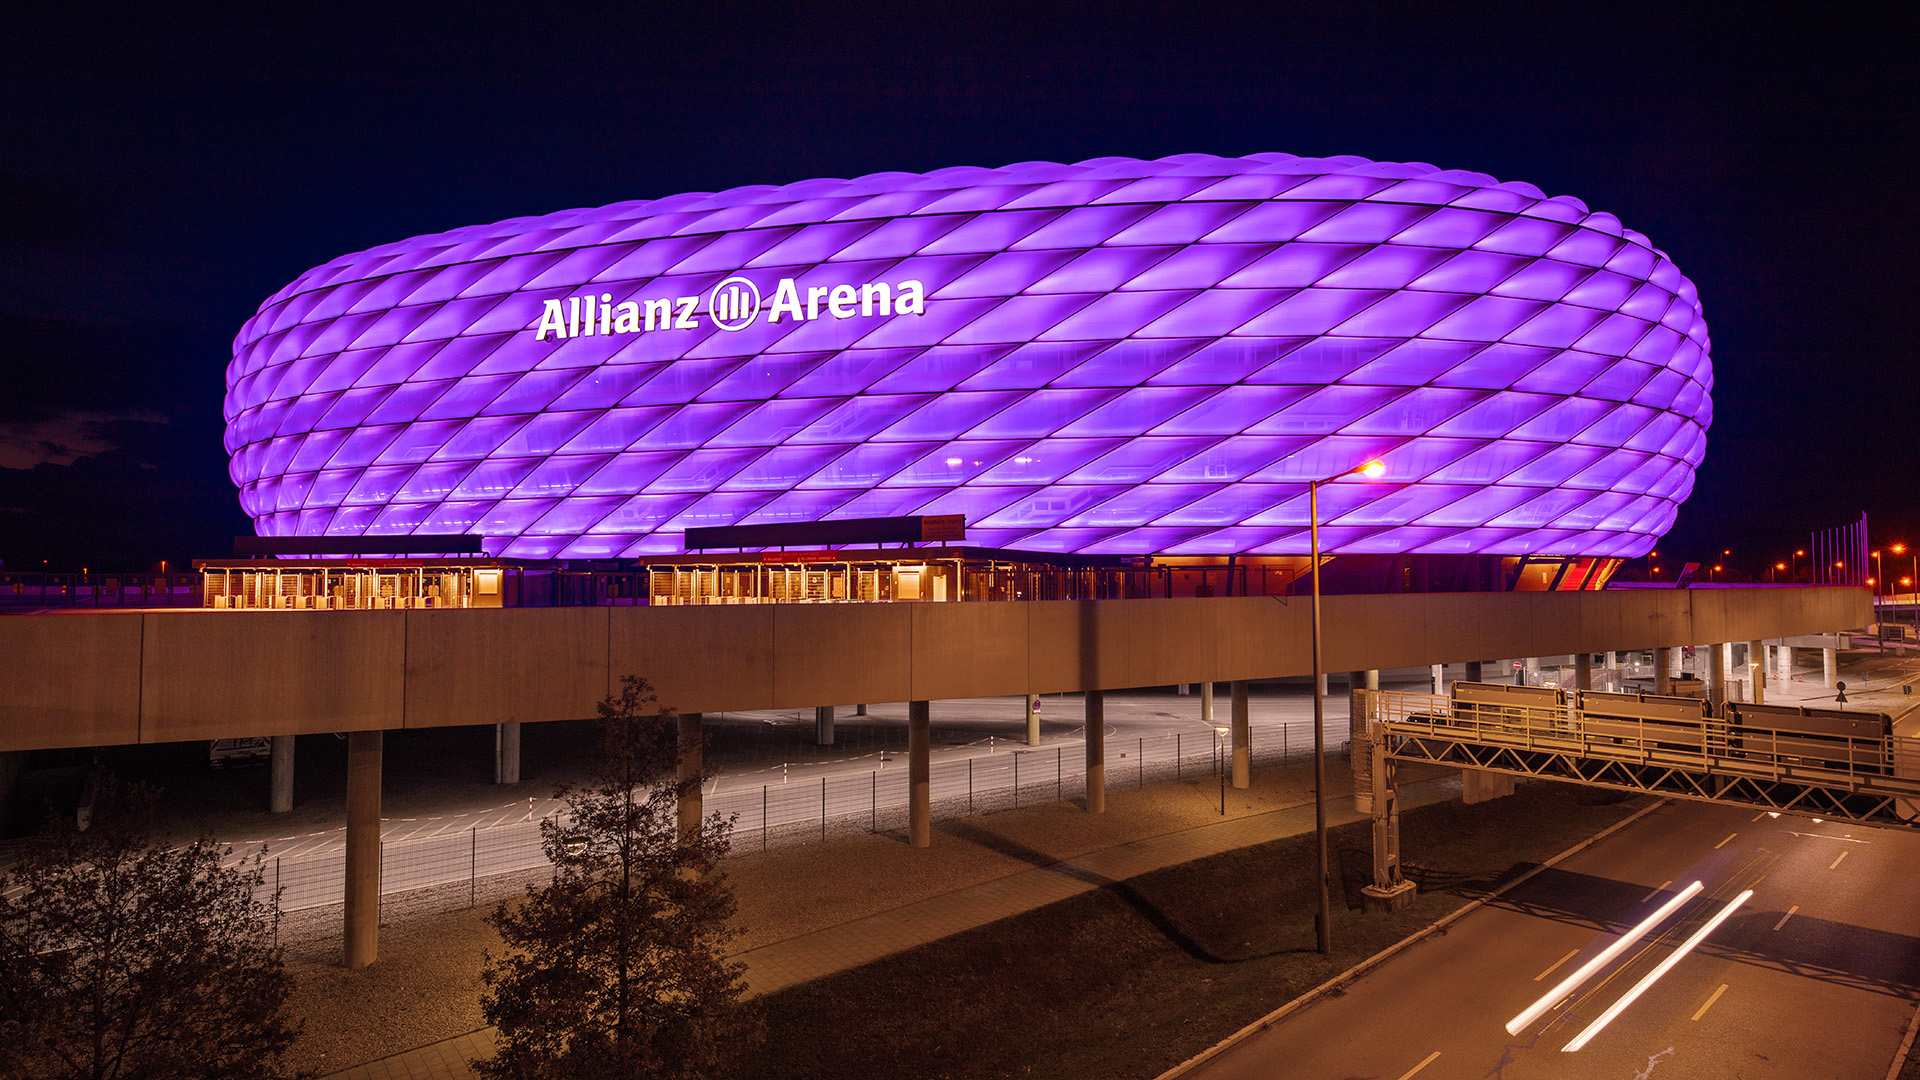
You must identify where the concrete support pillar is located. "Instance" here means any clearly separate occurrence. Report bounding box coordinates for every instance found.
[269,735,295,814]
[1671,646,1686,680]
[814,705,835,746]
[1465,660,1484,683]
[1722,643,1738,702]
[1200,681,1214,728]
[1575,653,1592,691]
[1462,769,1516,804]
[1655,646,1673,695]
[344,730,382,970]
[1351,683,1375,812]
[1025,694,1041,746]
[1778,644,1793,682]
[1177,683,1191,696]
[908,700,931,848]
[1361,669,1379,691]
[1084,691,1105,813]
[1605,651,1618,669]
[1824,647,1838,688]
[1706,644,1727,714]
[677,712,702,846]
[1230,680,1250,789]
[855,704,868,716]
[1430,664,1444,694]
[493,722,520,785]
[1523,656,1541,686]
[1748,640,1766,706]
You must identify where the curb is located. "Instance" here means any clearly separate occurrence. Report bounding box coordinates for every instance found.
[1153,795,1672,1080]
[1887,999,1920,1080]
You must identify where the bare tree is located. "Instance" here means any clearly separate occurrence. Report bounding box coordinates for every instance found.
[0,779,298,1080]
[479,676,758,1080]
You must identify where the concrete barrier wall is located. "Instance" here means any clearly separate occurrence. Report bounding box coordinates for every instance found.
[0,586,1871,751]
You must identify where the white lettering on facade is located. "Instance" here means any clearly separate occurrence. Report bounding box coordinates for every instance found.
[532,276,926,339]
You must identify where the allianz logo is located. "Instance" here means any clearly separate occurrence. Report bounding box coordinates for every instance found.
[533,275,926,340]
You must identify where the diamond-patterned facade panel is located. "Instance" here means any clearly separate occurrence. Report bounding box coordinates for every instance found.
[226,153,1712,559]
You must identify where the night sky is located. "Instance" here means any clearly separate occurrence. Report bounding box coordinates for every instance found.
[2,4,1912,578]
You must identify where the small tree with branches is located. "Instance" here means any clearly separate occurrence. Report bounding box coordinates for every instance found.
[0,778,298,1080]
[478,675,758,1080]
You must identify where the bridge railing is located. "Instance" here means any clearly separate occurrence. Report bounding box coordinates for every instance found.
[1366,688,1919,795]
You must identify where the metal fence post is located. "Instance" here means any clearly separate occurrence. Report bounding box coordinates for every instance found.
[1056,745,1062,800]
[870,771,876,833]
[1177,732,1182,778]
[1139,737,1144,789]
[968,758,973,812]
[762,785,768,852]
[470,827,477,908]
[1014,753,1020,808]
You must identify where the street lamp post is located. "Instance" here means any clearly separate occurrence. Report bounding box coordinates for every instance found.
[1873,550,1886,641]
[1214,726,1229,815]
[1894,544,1916,638]
[1309,457,1386,956]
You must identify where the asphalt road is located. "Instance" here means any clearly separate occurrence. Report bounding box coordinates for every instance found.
[1184,799,1920,1080]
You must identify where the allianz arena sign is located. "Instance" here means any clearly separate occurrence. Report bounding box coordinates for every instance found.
[225,153,1711,561]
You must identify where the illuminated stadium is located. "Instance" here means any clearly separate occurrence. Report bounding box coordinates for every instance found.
[224,153,1711,587]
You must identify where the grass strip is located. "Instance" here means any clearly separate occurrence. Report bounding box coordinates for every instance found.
[740,780,1648,1080]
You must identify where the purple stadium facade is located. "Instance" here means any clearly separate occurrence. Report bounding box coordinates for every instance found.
[225,153,1711,562]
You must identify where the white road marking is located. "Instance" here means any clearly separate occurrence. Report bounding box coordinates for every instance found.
[1396,1050,1441,1080]
[1535,948,1581,982]
[1639,879,1673,903]
[1714,832,1737,849]
[1751,810,1768,821]
[1564,889,1754,1052]
[1692,983,1729,1021]
[1773,905,1798,931]
[1829,850,1849,870]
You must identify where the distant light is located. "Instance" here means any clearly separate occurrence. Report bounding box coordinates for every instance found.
[1767,812,1779,818]
[1360,460,1387,479]
[944,457,964,466]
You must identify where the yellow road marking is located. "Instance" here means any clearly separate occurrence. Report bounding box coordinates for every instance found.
[1535,948,1581,982]
[1773,905,1798,931]
[1714,833,1737,849]
[1639,879,1673,903]
[1397,1051,1442,1080]
[1830,850,1849,870]
[1692,983,1729,1021]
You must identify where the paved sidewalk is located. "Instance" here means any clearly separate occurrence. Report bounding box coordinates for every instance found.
[323,775,1461,1080]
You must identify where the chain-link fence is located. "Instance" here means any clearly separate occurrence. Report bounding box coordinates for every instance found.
[246,718,1348,924]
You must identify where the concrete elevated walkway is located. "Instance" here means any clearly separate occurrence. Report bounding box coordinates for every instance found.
[0,589,1868,752]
